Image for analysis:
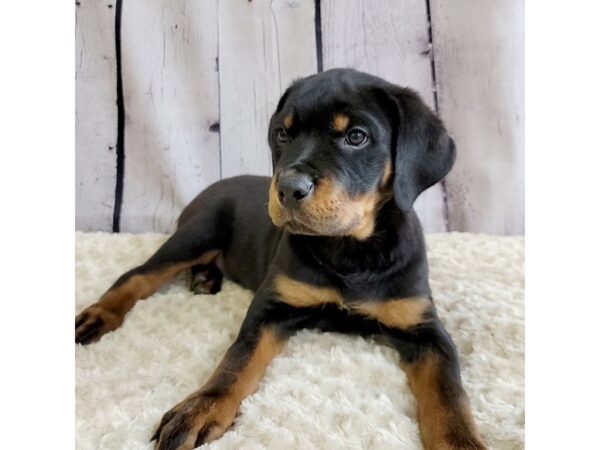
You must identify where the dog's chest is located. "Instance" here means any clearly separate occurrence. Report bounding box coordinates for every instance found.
[273,273,430,330]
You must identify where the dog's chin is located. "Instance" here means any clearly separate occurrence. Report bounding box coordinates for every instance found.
[270,212,330,236]
[269,204,359,237]
[281,220,321,236]
[279,215,358,237]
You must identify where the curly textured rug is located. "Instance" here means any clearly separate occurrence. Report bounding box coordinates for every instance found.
[75,232,524,450]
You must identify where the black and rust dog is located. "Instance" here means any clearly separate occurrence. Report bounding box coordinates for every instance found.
[76,68,486,450]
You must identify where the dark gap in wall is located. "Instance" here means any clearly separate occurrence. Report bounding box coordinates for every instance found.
[425,0,450,231]
[112,0,125,232]
[425,0,439,112]
[216,2,223,179]
[314,0,323,72]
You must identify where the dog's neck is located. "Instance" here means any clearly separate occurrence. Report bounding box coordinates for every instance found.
[288,200,429,288]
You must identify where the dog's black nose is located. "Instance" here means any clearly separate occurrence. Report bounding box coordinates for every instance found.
[277,171,314,206]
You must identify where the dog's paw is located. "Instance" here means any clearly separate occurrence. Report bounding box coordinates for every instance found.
[190,266,222,295]
[75,304,123,345]
[152,392,237,450]
[190,272,216,295]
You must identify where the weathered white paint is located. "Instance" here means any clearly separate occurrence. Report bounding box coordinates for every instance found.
[218,0,317,178]
[75,1,524,235]
[430,0,524,234]
[75,0,117,231]
[119,0,221,233]
[320,0,447,233]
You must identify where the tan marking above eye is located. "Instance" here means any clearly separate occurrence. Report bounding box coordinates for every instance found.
[283,114,293,129]
[333,113,350,132]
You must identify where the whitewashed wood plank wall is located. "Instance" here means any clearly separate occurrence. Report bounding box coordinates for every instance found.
[219,0,317,179]
[430,0,525,234]
[75,0,524,235]
[119,0,221,232]
[75,0,118,231]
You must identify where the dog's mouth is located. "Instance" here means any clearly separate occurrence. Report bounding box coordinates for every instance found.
[281,220,320,236]
[277,209,360,237]
[276,209,327,236]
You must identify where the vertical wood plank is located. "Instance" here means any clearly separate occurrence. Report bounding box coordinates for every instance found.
[119,0,221,233]
[320,0,447,233]
[430,0,524,234]
[75,0,117,231]
[218,0,318,178]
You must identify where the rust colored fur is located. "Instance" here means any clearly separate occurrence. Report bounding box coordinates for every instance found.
[268,176,387,240]
[333,113,350,132]
[152,327,285,448]
[406,353,486,449]
[275,275,431,329]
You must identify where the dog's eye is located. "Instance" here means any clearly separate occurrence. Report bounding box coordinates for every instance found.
[276,128,290,144]
[345,129,368,147]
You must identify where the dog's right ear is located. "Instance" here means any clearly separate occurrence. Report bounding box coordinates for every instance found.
[381,86,456,212]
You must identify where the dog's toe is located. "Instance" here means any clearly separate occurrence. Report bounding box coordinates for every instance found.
[153,392,236,449]
[75,305,123,344]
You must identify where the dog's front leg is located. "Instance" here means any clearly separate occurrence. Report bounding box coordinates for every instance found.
[355,297,486,449]
[152,295,287,450]
[391,320,486,449]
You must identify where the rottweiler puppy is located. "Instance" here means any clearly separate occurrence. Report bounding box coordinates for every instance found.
[76,68,486,450]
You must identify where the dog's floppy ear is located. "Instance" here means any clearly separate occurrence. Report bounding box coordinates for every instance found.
[384,87,456,212]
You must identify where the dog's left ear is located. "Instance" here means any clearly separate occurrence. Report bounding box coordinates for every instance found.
[383,87,456,212]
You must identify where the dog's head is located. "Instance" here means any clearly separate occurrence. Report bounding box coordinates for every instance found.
[267,68,455,239]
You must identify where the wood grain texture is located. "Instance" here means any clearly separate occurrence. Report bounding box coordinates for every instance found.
[119,0,221,233]
[320,0,447,233]
[218,0,317,178]
[75,1,524,235]
[75,0,117,231]
[430,0,524,234]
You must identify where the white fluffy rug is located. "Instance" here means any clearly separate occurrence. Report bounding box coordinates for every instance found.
[75,232,524,450]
